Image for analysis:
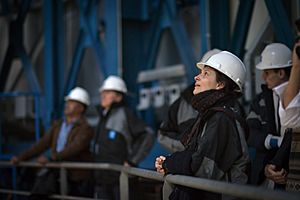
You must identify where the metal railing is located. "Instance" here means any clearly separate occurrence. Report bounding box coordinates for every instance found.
[0,161,300,200]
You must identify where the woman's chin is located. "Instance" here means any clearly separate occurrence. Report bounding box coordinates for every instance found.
[193,89,202,95]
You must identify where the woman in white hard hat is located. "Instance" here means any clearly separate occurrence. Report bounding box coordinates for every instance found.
[155,51,249,200]
[157,49,221,153]
[93,75,155,200]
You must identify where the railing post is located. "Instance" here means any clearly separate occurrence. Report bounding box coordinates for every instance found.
[163,177,174,200]
[60,167,68,198]
[120,170,129,200]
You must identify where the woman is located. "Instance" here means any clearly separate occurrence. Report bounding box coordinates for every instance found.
[155,51,249,200]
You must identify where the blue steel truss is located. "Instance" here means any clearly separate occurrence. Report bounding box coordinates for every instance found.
[65,0,106,94]
[264,0,294,48]
[43,0,65,129]
[144,0,197,82]
[0,0,40,93]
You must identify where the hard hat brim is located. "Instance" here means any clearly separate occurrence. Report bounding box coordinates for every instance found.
[196,61,243,92]
[256,62,292,70]
[64,96,89,106]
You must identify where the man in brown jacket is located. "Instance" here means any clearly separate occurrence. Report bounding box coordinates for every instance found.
[11,87,94,198]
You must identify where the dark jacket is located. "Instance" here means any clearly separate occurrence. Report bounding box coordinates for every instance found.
[247,84,280,185]
[93,102,155,184]
[163,90,249,200]
[18,117,94,181]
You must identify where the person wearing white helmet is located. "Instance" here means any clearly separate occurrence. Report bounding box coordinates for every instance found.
[155,51,249,200]
[10,87,94,198]
[157,49,226,153]
[246,43,292,188]
[93,75,155,200]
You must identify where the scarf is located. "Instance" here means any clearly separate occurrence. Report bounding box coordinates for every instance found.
[181,89,231,146]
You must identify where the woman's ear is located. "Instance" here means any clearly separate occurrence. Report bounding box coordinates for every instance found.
[216,82,225,90]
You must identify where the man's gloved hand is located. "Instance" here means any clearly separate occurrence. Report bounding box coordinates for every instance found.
[264,164,287,184]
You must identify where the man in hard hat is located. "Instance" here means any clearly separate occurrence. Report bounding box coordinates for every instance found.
[93,75,155,200]
[247,43,292,188]
[11,87,94,199]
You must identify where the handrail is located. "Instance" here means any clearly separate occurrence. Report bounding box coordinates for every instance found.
[164,174,300,200]
[1,161,300,200]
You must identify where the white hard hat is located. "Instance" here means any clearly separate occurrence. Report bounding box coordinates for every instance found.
[197,51,246,91]
[65,87,90,106]
[200,48,222,62]
[99,75,128,94]
[256,43,292,70]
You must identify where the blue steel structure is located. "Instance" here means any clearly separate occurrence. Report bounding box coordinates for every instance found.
[43,0,65,129]
[65,0,106,95]
[0,0,295,136]
[0,0,40,93]
[264,0,294,49]
[199,0,211,55]
[0,0,298,188]
[209,0,230,50]
[0,0,41,145]
[229,0,255,58]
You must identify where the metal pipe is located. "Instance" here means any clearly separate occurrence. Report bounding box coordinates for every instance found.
[1,161,299,200]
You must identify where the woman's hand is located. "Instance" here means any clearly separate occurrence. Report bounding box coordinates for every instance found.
[155,156,166,174]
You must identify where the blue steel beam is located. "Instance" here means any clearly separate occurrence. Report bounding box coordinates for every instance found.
[55,0,65,116]
[166,0,197,82]
[18,47,40,93]
[65,0,105,93]
[43,0,64,129]
[104,0,120,75]
[229,0,255,58]
[264,0,294,48]
[209,0,230,50]
[145,0,164,70]
[199,0,210,55]
[65,31,86,93]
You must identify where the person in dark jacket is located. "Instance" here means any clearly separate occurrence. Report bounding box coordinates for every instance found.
[10,87,94,199]
[157,49,221,153]
[246,43,292,188]
[93,75,155,200]
[157,83,197,152]
[155,51,249,200]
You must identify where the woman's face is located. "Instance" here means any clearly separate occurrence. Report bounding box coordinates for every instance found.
[193,66,223,95]
[100,90,122,109]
